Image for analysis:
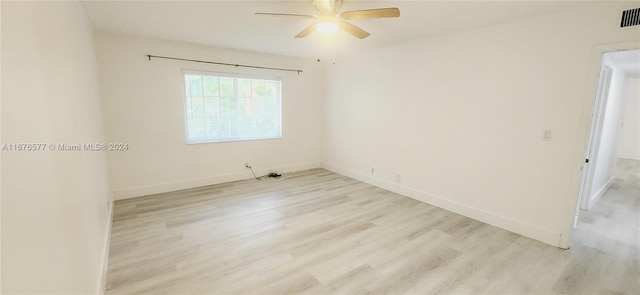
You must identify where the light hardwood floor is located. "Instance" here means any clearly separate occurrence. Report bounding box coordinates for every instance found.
[105,169,639,294]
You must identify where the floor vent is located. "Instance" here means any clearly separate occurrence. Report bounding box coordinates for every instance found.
[621,8,640,27]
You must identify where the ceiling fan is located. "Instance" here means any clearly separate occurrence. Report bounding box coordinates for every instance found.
[256,0,400,39]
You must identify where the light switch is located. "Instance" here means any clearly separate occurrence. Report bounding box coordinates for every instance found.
[543,129,552,141]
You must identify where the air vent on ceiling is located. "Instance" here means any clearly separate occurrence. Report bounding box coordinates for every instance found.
[621,8,640,27]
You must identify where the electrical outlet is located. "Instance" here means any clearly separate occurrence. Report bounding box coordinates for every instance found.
[371,168,375,174]
[396,174,401,183]
[245,162,251,168]
[543,129,552,141]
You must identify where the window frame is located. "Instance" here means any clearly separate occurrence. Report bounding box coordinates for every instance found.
[181,69,283,144]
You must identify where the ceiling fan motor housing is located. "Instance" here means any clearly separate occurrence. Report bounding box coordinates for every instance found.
[313,0,344,16]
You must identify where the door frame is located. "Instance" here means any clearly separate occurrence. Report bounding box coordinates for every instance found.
[559,41,640,249]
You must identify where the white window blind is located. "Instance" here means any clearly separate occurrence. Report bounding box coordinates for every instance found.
[183,71,282,144]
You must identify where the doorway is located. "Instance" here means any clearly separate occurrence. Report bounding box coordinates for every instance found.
[573,47,640,233]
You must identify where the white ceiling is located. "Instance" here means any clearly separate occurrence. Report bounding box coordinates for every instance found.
[81,1,600,59]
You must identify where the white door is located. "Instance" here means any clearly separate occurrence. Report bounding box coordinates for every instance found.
[574,63,613,227]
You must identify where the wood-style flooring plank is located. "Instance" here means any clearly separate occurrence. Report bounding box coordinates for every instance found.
[105,168,640,294]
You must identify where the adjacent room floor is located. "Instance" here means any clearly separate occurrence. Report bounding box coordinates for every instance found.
[105,168,639,294]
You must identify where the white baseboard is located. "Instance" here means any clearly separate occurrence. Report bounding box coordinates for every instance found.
[587,177,614,210]
[96,193,114,295]
[113,162,322,200]
[322,162,561,247]
[618,154,640,161]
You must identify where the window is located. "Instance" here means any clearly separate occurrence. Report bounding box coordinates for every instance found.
[183,71,282,144]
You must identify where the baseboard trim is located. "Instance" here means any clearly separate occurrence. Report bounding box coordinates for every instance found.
[96,193,114,295]
[113,162,322,200]
[322,162,561,247]
[587,177,614,210]
[618,154,640,161]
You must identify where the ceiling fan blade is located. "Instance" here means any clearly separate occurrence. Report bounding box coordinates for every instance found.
[255,13,315,18]
[295,23,317,38]
[340,8,400,20]
[337,20,370,39]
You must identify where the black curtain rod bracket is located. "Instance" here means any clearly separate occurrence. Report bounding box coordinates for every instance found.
[146,54,302,74]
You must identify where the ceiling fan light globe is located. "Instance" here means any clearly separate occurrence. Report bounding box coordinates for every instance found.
[316,22,339,35]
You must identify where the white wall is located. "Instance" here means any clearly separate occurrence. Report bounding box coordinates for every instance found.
[1,1,112,294]
[322,2,639,247]
[0,1,3,292]
[617,77,640,160]
[588,56,628,208]
[95,33,323,199]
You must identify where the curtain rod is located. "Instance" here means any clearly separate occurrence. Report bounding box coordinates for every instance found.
[146,54,303,74]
